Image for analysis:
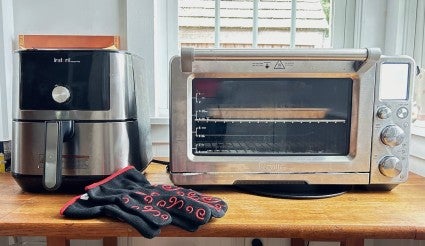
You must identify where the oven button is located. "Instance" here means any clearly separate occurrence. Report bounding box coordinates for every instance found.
[377,106,392,119]
[396,107,409,119]
[380,125,405,147]
[378,156,402,178]
[52,86,71,103]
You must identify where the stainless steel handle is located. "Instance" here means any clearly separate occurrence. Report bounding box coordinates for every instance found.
[185,47,369,60]
[180,47,382,72]
[43,121,74,191]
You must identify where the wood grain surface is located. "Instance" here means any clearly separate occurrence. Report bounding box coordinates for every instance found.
[18,35,120,50]
[0,163,425,240]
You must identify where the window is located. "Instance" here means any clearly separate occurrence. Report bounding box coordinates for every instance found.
[178,0,332,49]
[408,0,425,135]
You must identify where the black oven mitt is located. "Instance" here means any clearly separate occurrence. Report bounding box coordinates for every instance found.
[60,193,171,238]
[60,166,228,237]
[85,166,228,232]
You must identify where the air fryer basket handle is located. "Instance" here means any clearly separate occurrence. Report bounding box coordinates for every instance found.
[43,121,74,191]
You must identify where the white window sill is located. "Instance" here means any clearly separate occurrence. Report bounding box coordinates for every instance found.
[150,117,170,157]
[150,117,169,125]
[412,121,425,137]
[410,121,425,176]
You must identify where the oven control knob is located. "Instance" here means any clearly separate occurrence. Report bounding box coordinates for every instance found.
[52,86,70,103]
[380,125,405,147]
[377,106,392,119]
[378,156,402,178]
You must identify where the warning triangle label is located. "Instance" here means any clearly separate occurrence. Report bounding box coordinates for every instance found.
[274,61,285,69]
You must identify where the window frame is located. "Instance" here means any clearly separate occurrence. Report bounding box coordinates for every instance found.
[0,0,14,142]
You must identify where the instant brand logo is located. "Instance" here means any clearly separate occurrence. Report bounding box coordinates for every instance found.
[53,57,81,63]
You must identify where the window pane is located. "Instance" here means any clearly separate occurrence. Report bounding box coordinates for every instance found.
[258,0,292,48]
[220,0,254,48]
[179,0,217,48]
[178,0,332,48]
[292,0,332,48]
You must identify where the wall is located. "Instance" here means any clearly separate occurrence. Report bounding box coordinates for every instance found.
[13,0,126,40]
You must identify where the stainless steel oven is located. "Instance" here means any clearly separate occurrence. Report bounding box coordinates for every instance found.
[169,48,415,190]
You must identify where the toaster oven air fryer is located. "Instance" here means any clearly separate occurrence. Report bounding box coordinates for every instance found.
[169,48,415,190]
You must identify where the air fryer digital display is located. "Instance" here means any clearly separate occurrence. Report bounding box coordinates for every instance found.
[19,50,110,110]
[192,78,353,156]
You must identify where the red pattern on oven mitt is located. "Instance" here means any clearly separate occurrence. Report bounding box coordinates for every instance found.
[85,166,228,232]
[60,193,171,239]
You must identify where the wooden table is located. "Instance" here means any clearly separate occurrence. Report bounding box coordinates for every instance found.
[1,164,425,246]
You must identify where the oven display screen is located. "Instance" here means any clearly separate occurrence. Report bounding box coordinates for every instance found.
[192,78,353,156]
[379,63,409,100]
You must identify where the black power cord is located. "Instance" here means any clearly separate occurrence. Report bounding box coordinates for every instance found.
[251,238,263,246]
[151,159,170,165]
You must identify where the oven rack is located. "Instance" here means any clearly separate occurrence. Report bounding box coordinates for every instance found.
[194,118,346,124]
[193,141,339,155]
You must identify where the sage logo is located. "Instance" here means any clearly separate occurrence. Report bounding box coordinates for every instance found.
[258,162,286,172]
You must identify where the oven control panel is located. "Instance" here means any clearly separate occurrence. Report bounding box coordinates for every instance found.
[371,57,415,184]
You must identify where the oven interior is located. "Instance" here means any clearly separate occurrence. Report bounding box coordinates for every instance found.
[191,78,353,156]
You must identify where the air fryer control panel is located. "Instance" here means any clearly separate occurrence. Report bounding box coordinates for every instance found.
[19,50,110,111]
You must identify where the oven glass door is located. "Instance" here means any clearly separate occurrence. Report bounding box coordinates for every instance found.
[192,78,353,156]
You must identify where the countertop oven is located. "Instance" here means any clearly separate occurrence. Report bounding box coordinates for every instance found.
[169,48,414,190]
